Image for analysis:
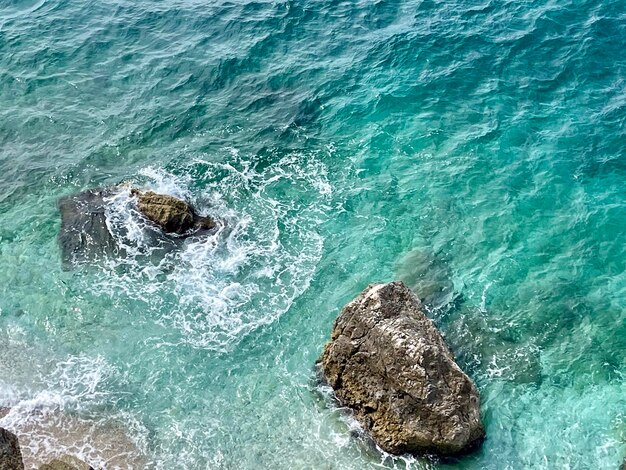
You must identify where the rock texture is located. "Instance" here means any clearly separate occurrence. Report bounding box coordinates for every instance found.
[131,190,216,235]
[0,427,24,470]
[39,455,94,470]
[318,281,484,456]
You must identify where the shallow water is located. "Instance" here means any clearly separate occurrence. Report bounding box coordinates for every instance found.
[0,0,625,468]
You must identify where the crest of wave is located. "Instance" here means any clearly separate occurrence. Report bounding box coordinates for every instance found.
[87,150,332,352]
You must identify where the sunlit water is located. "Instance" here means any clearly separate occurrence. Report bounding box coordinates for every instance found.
[0,0,625,468]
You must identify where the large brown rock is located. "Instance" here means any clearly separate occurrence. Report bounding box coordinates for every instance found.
[318,281,484,457]
[131,190,216,235]
[0,427,24,470]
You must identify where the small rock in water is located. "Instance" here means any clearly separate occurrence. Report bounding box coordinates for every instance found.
[131,189,216,235]
[39,455,94,470]
[318,281,485,457]
[58,187,217,267]
[0,427,24,470]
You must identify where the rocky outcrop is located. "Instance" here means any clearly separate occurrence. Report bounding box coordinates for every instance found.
[318,281,484,457]
[0,427,24,470]
[58,187,217,266]
[131,190,215,235]
[39,455,94,470]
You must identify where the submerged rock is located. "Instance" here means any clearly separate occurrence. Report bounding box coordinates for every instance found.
[0,427,24,470]
[39,455,94,470]
[58,188,120,266]
[10,409,144,469]
[445,312,544,386]
[131,190,216,235]
[395,248,461,312]
[318,281,484,457]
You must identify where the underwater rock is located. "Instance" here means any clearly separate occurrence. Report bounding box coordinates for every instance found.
[395,249,461,312]
[445,312,544,386]
[131,190,216,235]
[0,427,24,470]
[318,281,484,457]
[39,455,94,470]
[58,188,121,266]
[10,409,144,469]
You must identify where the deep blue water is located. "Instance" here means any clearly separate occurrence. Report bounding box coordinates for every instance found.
[0,0,625,468]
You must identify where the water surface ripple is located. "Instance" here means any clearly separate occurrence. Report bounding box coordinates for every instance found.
[0,0,625,468]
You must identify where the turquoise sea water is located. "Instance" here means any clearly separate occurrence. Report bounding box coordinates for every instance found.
[1,0,625,468]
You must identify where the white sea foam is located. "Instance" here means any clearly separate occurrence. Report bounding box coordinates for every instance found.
[86,152,331,353]
[0,355,147,469]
